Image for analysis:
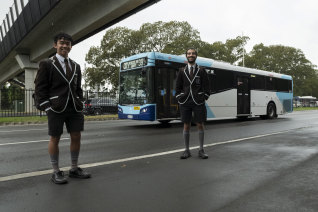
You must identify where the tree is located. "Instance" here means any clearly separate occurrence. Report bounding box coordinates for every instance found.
[85,27,137,92]
[84,21,202,91]
[200,36,250,64]
[243,44,318,96]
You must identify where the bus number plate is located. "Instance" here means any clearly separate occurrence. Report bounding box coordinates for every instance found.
[127,115,133,119]
[134,107,140,110]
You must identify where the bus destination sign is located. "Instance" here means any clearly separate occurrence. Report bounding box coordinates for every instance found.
[121,57,147,70]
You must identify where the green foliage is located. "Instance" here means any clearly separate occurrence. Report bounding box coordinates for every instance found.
[243,44,318,96]
[84,21,201,91]
[84,20,317,97]
[198,36,250,64]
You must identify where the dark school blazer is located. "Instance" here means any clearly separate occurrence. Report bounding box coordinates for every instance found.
[34,56,84,113]
[175,64,210,105]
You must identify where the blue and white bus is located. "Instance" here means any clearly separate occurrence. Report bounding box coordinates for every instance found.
[118,52,293,123]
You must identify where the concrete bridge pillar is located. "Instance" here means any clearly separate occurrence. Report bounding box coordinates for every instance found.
[0,84,3,111]
[15,54,39,112]
[15,54,39,89]
[24,68,38,90]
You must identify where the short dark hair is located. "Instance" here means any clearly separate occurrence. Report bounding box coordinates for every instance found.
[54,33,73,45]
[185,48,198,56]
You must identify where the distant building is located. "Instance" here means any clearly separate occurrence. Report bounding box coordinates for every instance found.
[293,96,317,107]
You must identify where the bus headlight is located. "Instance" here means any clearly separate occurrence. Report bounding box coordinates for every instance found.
[141,108,147,113]
[118,107,123,113]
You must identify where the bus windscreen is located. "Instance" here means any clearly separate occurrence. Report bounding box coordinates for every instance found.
[119,68,151,105]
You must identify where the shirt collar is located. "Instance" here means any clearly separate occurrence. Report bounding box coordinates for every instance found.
[55,53,69,63]
[188,63,196,69]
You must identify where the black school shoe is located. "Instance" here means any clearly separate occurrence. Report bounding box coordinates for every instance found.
[69,167,91,179]
[198,149,208,159]
[180,150,191,159]
[51,171,68,184]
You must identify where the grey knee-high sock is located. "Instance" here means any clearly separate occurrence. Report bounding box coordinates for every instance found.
[183,130,190,150]
[199,130,204,150]
[71,151,79,169]
[50,154,59,173]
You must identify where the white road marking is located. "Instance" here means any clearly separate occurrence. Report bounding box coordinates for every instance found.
[0,138,70,146]
[0,129,292,182]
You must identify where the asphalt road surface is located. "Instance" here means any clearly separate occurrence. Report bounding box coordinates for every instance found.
[1,110,318,212]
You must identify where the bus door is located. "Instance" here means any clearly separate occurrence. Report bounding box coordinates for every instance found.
[237,76,251,115]
[156,67,179,119]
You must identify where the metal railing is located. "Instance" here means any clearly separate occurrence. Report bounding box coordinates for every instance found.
[0,0,60,62]
[0,0,26,43]
[0,89,118,117]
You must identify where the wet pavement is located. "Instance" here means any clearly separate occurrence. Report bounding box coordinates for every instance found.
[1,111,318,211]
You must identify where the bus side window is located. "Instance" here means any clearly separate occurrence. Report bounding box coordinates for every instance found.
[206,69,217,94]
[265,77,275,91]
[213,69,234,93]
[251,75,265,90]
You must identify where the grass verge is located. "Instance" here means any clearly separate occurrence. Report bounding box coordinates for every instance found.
[0,114,118,123]
[293,107,318,111]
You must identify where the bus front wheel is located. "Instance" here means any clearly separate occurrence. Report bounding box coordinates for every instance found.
[159,120,171,124]
[266,103,277,119]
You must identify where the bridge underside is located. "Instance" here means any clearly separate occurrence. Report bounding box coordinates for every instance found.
[0,0,159,88]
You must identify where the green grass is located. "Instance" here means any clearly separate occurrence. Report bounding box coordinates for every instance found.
[0,116,48,123]
[84,114,118,121]
[0,114,118,123]
[293,107,318,111]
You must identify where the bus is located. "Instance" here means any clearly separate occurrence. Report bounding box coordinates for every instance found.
[118,52,293,123]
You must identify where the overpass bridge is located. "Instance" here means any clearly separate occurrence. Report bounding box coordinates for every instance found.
[0,0,159,89]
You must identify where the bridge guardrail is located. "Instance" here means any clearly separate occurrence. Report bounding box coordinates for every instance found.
[0,0,60,62]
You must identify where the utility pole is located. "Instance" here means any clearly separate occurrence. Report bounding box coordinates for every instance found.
[242,32,245,67]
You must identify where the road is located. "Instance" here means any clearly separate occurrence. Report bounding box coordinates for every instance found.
[1,110,318,212]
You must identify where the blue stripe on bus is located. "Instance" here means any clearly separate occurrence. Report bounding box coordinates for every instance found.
[118,104,156,121]
[206,103,215,118]
[122,52,216,69]
[276,92,293,112]
[281,75,292,80]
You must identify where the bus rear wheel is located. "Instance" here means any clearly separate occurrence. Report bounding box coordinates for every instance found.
[266,103,277,119]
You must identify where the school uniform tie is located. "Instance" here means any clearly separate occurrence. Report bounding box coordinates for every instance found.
[190,66,194,80]
[64,58,72,80]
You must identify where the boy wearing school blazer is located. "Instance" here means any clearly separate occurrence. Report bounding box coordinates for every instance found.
[35,33,91,184]
[176,48,210,159]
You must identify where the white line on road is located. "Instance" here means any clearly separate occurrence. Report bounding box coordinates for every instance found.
[0,129,293,182]
[0,138,70,146]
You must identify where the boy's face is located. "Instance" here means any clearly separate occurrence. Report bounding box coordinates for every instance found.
[186,49,197,64]
[54,37,72,58]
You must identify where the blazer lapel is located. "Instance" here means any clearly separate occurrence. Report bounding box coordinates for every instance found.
[184,66,192,83]
[69,59,76,81]
[186,64,198,84]
[193,64,199,78]
[52,56,71,82]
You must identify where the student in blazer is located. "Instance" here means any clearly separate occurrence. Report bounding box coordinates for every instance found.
[176,64,210,105]
[175,48,210,160]
[35,55,84,113]
[34,33,91,184]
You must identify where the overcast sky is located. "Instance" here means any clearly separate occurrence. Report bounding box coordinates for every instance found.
[1,0,318,69]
